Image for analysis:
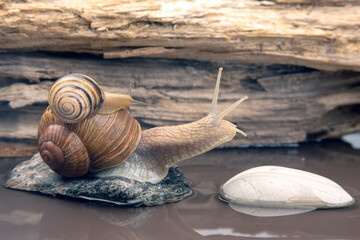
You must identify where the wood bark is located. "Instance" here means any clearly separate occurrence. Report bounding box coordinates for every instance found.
[0,0,359,151]
[0,0,360,71]
[0,140,37,157]
[1,53,359,148]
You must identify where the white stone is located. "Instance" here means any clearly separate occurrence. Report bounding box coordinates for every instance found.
[220,166,355,209]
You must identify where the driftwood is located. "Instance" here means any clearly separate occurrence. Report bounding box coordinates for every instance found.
[0,140,37,157]
[0,0,360,71]
[0,53,359,148]
[0,0,359,151]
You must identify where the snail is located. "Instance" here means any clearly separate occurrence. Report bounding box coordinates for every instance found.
[38,68,248,184]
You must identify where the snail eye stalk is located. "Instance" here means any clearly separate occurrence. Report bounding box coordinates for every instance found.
[208,67,248,137]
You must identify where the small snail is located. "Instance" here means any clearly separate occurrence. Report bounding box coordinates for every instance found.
[38,68,248,183]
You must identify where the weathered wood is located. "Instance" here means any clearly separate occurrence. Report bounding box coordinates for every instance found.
[0,0,359,71]
[1,54,359,147]
[0,141,37,157]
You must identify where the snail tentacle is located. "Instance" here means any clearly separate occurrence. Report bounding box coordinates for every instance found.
[211,95,248,137]
[208,68,247,136]
[210,67,223,115]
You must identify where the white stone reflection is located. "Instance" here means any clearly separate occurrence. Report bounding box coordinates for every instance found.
[228,203,315,217]
[195,228,291,238]
[0,210,42,225]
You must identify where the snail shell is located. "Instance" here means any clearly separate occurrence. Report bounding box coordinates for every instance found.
[49,74,105,124]
[38,74,141,177]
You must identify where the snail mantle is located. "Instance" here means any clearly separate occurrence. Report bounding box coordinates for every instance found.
[5,153,192,206]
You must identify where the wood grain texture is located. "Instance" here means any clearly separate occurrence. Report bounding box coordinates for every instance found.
[0,141,38,157]
[0,0,359,71]
[1,54,359,147]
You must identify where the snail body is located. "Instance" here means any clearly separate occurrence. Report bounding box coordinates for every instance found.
[38,69,248,183]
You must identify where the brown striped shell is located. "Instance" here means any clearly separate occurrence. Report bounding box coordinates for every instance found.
[48,74,105,123]
[38,107,141,177]
[38,74,141,177]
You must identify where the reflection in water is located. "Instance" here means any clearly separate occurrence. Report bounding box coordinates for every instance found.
[81,203,154,227]
[0,210,42,226]
[195,228,291,238]
[228,202,315,217]
[37,201,203,240]
[1,139,360,240]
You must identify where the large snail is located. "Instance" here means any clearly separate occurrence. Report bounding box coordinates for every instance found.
[38,68,248,184]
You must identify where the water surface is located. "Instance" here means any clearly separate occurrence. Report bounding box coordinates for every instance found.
[1,139,359,240]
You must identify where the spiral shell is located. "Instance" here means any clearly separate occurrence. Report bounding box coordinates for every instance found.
[38,107,141,177]
[39,124,90,177]
[49,74,104,123]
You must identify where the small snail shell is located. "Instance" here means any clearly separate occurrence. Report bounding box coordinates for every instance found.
[49,74,104,123]
[48,74,134,123]
[38,74,141,177]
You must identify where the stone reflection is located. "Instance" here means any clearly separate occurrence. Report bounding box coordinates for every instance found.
[38,201,151,240]
[0,210,42,226]
[37,201,205,240]
[227,203,315,217]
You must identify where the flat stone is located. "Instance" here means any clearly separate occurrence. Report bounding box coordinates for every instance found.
[5,154,192,206]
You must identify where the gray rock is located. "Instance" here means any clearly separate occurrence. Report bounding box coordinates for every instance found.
[5,154,192,206]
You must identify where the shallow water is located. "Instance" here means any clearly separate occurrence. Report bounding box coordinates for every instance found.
[1,139,359,240]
